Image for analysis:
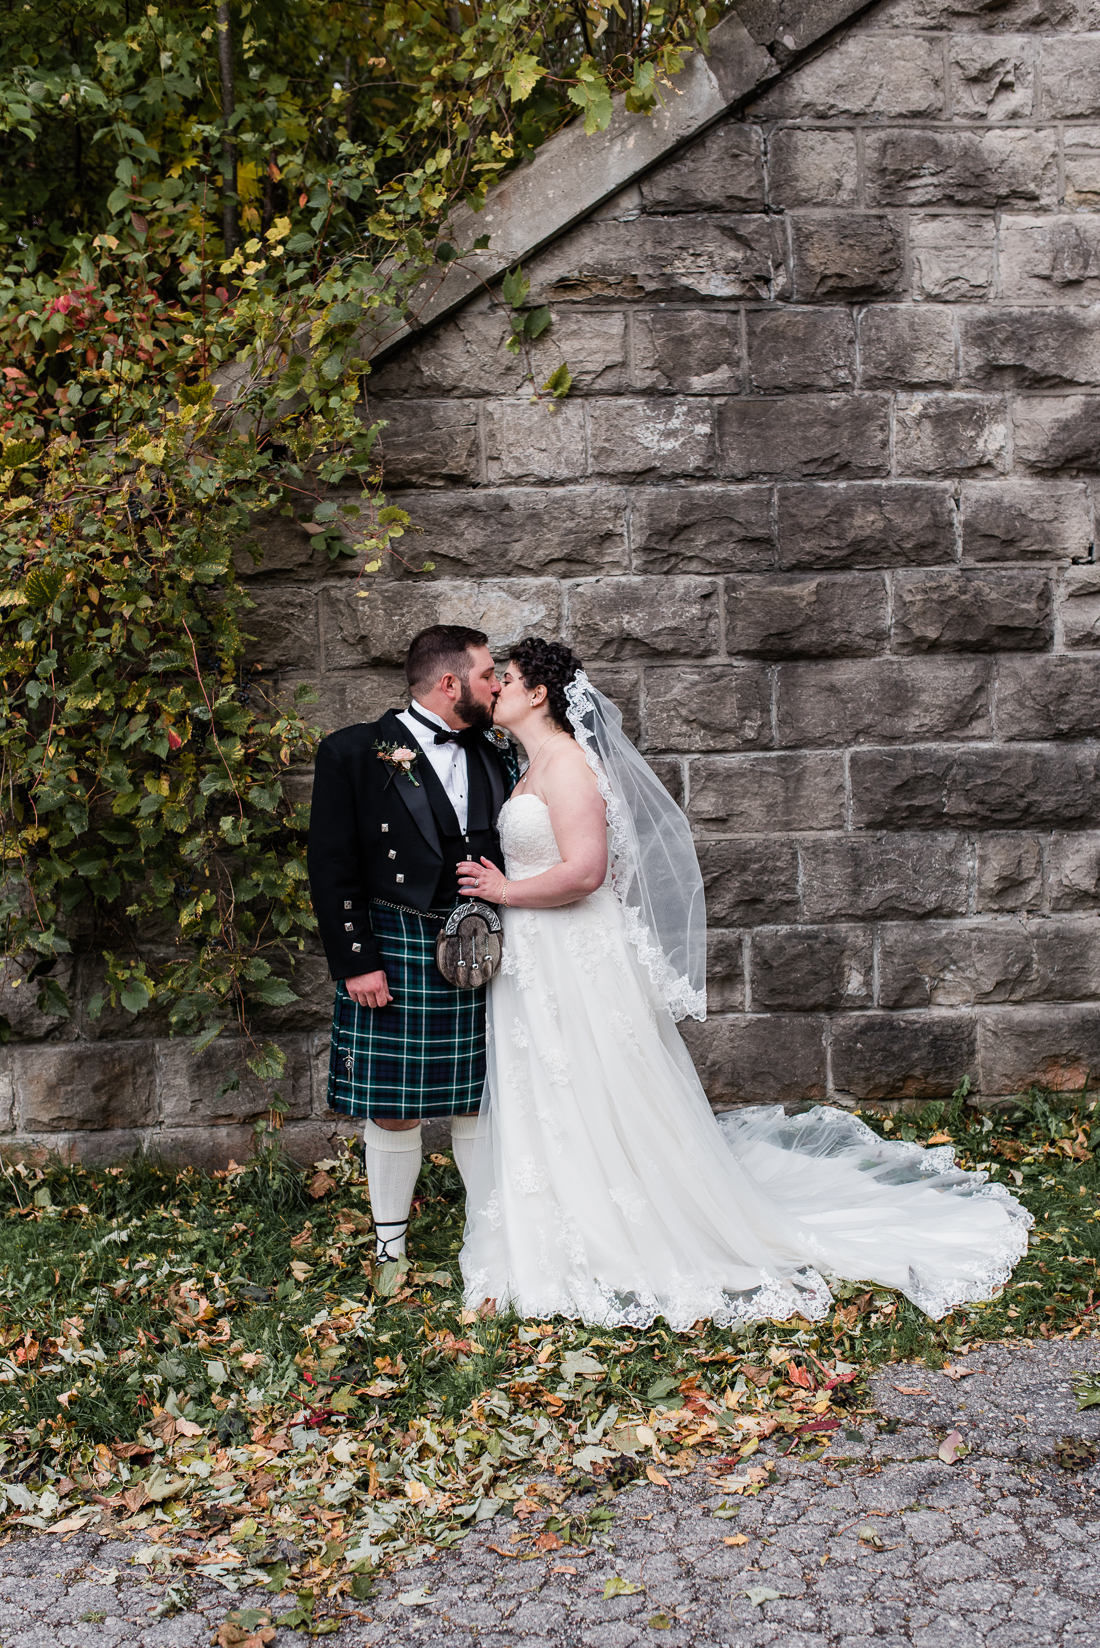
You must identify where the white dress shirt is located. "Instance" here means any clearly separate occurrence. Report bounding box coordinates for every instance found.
[396,701,469,833]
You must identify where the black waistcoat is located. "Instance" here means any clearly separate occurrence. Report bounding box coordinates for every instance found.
[417,745,499,905]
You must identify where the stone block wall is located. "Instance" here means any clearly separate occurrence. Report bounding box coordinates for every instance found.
[6,0,1100,1161]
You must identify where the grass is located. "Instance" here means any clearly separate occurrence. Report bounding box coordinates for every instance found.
[0,1085,1095,1605]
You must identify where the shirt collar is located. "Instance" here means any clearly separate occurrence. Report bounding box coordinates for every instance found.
[407,700,460,736]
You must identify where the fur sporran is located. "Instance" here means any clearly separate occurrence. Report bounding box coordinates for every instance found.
[435,899,504,989]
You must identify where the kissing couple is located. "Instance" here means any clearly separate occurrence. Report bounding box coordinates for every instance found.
[307,625,1031,1328]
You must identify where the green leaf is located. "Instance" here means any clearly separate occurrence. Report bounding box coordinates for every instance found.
[541,363,573,399]
[501,265,530,310]
[504,52,546,105]
[524,305,552,340]
[603,1576,641,1598]
[567,59,614,135]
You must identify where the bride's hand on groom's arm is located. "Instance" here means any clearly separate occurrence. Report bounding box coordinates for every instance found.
[457,859,508,903]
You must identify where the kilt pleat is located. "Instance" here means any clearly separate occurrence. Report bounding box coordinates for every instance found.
[326,903,486,1120]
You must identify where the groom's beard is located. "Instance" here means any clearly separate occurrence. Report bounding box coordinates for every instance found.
[455,680,495,734]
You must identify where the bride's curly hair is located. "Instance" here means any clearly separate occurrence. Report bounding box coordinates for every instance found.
[510,637,584,735]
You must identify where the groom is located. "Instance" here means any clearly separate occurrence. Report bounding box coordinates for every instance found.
[307,625,515,1261]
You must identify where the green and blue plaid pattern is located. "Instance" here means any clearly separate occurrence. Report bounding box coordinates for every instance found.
[326,902,486,1120]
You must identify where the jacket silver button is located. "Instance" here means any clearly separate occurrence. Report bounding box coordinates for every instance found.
[344,922,353,932]
[381,823,389,833]
[351,942,361,953]
[395,874,404,884]
[343,900,352,910]
[388,849,396,859]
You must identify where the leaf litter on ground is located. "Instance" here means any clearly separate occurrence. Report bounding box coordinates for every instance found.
[0,1084,1097,1617]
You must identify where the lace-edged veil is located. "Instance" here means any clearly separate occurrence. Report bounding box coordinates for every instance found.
[565,671,706,1022]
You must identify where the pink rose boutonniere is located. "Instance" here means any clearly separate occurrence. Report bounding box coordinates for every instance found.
[374,740,420,785]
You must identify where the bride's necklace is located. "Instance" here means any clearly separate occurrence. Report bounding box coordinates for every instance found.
[516,728,564,793]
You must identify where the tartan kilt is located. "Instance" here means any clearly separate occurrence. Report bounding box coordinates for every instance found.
[326,902,486,1121]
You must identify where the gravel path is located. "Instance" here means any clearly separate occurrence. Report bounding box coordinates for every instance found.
[2,1339,1098,1648]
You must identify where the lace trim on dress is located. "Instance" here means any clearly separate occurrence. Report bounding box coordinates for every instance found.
[566,672,706,1022]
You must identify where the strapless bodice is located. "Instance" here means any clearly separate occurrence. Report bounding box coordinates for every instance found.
[498,794,562,880]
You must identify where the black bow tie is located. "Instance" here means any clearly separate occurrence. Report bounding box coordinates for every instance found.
[407,707,479,747]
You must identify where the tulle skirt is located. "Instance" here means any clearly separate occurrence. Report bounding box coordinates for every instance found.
[459,886,1031,1329]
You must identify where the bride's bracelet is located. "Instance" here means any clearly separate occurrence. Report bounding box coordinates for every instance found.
[502,880,510,907]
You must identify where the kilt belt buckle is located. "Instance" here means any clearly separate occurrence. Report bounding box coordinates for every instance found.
[435,899,504,990]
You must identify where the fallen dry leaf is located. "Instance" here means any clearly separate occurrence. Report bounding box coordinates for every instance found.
[941,1364,976,1381]
[550,1564,577,1576]
[535,1531,562,1552]
[289,1224,313,1251]
[308,1170,337,1199]
[938,1429,966,1465]
[176,1417,203,1437]
[723,1533,749,1546]
[894,1386,930,1396]
[645,1466,670,1488]
[926,1131,953,1145]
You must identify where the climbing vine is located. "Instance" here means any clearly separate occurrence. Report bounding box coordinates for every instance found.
[0,0,713,1073]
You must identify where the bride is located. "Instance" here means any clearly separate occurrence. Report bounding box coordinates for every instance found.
[455,638,1031,1329]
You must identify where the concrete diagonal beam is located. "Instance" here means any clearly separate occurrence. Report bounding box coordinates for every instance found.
[369,0,878,364]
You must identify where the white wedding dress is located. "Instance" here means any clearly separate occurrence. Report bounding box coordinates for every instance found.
[459,794,1032,1330]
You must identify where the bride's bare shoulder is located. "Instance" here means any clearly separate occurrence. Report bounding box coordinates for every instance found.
[540,734,601,800]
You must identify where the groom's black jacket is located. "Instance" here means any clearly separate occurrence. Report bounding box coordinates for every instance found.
[307,709,511,980]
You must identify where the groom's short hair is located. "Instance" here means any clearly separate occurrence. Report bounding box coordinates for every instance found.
[406,624,489,692]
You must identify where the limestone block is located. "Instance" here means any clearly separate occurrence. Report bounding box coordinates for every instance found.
[157,1035,312,1128]
[370,309,628,398]
[788,214,905,302]
[749,33,944,119]
[864,128,1056,209]
[697,837,801,926]
[1064,127,1100,208]
[717,394,890,480]
[0,956,77,1043]
[268,667,356,742]
[830,1012,977,1103]
[978,1004,1100,1096]
[878,919,1041,1008]
[643,664,772,752]
[12,1044,155,1132]
[526,215,786,305]
[976,834,1044,912]
[639,123,765,213]
[4,1129,146,1167]
[948,35,1035,119]
[630,485,775,575]
[648,756,684,805]
[1061,565,1100,649]
[798,832,969,923]
[371,400,480,487]
[706,930,746,1013]
[1013,394,1100,472]
[892,568,1053,653]
[632,310,741,395]
[894,394,1007,476]
[680,1015,826,1107]
[749,925,873,1012]
[322,578,562,669]
[850,744,1100,831]
[997,655,1100,739]
[385,486,629,579]
[1040,35,1100,117]
[999,215,1100,302]
[584,666,641,742]
[776,657,992,747]
[567,576,718,660]
[237,508,362,581]
[686,753,846,834]
[338,669,412,730]
[747,308,856,392]
[483,400,586,483]
[588,398,715,479]
[776,481,955,569]
[961,308,1100,390]
[910,214,995,302]
[725,571,888,658]
[876,0,1097,26]
[766,128,858,209]
[241,587,320,670]
[1049,831,1100,909]
[960,479,1091,562]
[858,307,956,389]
